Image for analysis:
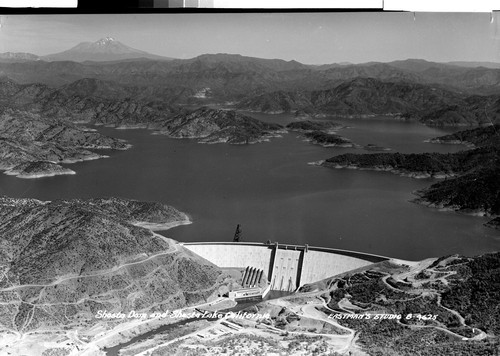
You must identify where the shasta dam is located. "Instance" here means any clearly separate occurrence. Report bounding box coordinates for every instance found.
[182,242,389,291]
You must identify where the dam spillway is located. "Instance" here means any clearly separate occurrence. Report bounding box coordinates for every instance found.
[182,242,389,291]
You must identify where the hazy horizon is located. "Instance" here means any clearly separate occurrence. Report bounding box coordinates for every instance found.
[0,12,499,65]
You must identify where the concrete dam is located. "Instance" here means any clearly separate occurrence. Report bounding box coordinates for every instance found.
[182,242,389,291]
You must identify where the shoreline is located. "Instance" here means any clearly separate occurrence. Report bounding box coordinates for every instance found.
[0,139,133,179]
[411,195,496,218]
[411,194,499,229]
[61,154,109,164]
[86,144,132,151]
[8,170,76,179]
[363,144,392,152]
[308,160,325,166]
[153,130,285,145]
[302,138,358,148]
[320,163,456,179]
[289,128,343,134]
[3,164,77,179]
[238,109,404,120]
[133,215,192,231]
[115,124,150,130]
[424,138,475,148]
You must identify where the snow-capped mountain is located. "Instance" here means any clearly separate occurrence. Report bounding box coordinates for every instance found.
[41,37,172,62]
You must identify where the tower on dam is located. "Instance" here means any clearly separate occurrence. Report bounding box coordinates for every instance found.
[182,242,389,292]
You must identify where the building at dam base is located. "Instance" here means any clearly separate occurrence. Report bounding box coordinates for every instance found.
[182,242,389,291]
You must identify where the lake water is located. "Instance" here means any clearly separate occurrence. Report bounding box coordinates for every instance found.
[1,114,499,261]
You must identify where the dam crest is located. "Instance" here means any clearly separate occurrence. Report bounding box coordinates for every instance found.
[182,242,389,291]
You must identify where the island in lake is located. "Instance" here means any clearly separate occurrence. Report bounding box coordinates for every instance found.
[153,107,285,144]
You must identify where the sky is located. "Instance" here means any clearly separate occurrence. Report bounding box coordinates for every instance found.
[0,12,499,64]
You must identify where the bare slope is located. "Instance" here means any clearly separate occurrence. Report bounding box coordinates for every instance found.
[0,197,221,334]
[293,252,500,355]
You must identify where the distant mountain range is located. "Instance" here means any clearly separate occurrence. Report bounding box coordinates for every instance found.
[1,38,500,126]
[447,61,500,69]
[238,77,500,126]
[2,38,500,70]
[0,52,40,62]
[1,72,499,127]
[0,37,172,63]
[1,38,500,92]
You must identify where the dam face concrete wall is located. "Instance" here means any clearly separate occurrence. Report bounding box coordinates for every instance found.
[300,250,374,285]
[183,242,388,291]
[183,243,275,279]
[271,249,302,291]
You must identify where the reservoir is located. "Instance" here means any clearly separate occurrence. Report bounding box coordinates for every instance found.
[0,114,498,260]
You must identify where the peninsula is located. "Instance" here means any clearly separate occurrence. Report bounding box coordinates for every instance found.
[0,110,129,178]
[320,125,500,227]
